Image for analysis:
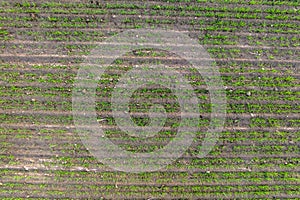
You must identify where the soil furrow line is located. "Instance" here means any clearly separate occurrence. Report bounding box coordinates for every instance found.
[1,53,300,64]
[1,8,299,23]
[7,27,300,37]
[1,123,298,132]
[0,179,298,188]
[1,109,299,119]
[1,82,299,91]
[2,67,300,79]
[3,0,299,9]
[2,151,299,159]
[3,40,300,50]
[0,165,298,173]
[2,62,298,74]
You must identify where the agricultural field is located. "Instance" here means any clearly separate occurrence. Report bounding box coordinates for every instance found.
[0,0,299,199]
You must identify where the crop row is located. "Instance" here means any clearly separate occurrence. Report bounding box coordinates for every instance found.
[0,111,299,127]
[2,141,299,160]
[1,8,300,23]
[1,125,298,148]
[3,0,299,7]
[0,179,298,190]
[2,31,298,54]
[1,37,298,49]
[1,127,298,146]
[1,84,298,102]
[1,143,298,160]
[1,1,299,16]
[1,126,298,142]
[1,68,298,85]
[152,0,299,6]
[3,17,299,35]
[0,149,298,171]
[1,44,299,63]
[2,37,299,49]
[1,167,298,183]
[1,98,299,114]
[0,184,298,199]
[1,55,299,72]
[1,60,298,74]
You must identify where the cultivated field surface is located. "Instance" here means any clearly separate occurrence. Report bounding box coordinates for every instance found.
[0,0,299,199]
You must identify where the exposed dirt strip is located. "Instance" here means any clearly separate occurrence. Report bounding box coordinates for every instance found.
[6,27,300,36]
[3,40,300,51]
[2,150,299,159]
[1,53,300,64]
[2,83,299,92]
[1,109,299,119]
[1,123,299,132]
[2,67,300,79]
[0,165,298,173]
[2,12,300,26]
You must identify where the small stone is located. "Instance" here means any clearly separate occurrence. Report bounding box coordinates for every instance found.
[246,91,251,96]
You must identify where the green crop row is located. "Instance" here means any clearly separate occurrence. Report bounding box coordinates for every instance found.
[1,71,298,89]
[0,61,297,76]
[0,185,298,199]
[0,112,298,128]
[6,16,297,31]
[1,169,296,185]
[2,0,299,15]
[1,10,299,26]
[1,127,297,145]
[1,96,299,115]
[0,149,298,170]
[8,26,299,44]
[156,0,299,7]
[2,38,299,58]
[1,86,298,103]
